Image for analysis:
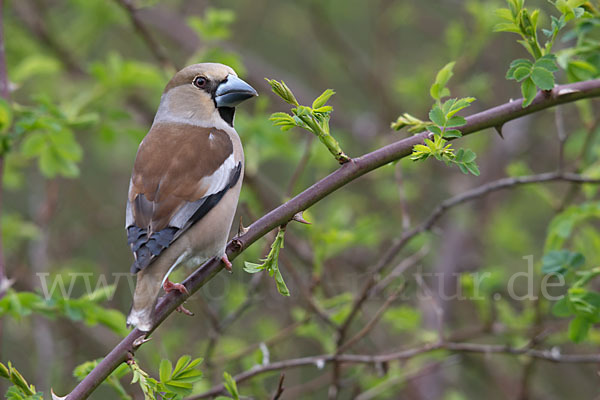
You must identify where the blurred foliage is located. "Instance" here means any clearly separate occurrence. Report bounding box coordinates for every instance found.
[1,0,600,399]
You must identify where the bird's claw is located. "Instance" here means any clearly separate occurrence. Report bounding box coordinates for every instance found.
[163,278,188,295]
[221,254,233,272]
[176,305,194,316]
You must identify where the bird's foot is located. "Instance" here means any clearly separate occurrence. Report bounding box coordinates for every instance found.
[221,254,233,272]
[163,277,188,295]
[175,305,194,316]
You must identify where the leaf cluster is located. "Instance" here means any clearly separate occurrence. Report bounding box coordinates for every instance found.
[0,285,128,336]
[244,226,290,296]
[129,355,204,400]
[494,0,569,58]
[0,361,43,400]
[496,0,596,106]
[14,97,90,178]
[542,202,600,342]
[219,372,240,400]
[187,8,236,41]
[266,79,350,164]
[506,55,559,106]
[409,62,480,176]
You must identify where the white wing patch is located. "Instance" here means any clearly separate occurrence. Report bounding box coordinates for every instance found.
[167,152,237,228]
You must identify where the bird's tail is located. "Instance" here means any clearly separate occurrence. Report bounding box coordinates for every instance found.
[127,267,164,332]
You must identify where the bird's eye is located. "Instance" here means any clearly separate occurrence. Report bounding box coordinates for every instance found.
[193,76,207,88]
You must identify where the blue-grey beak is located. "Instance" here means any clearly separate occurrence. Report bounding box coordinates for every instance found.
[215,75,258,108]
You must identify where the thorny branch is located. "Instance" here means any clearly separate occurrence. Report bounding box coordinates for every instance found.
[67,80,600,399]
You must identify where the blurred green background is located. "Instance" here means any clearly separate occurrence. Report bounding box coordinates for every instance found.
[2,0,600,399]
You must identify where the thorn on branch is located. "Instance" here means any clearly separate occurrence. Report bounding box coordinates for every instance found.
[238,216,249,236]
[132,335,151,349]
[51,389,67,400]
[291,211,311,225]
[494,124,504,139]
[558,87,579,96]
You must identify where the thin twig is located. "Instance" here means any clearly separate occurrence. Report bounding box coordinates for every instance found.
[13,0,85,75]
[558,114,600,209]
[555,106,567,172]
[281,253,338,330]
[190,341,600,398]
[270,373,285,400]
[67,80,600,400]
[368,244,429,298]
[337,283,404,354]
[338,171,600,342]
[213,317,310,365]
[113,0,177,71]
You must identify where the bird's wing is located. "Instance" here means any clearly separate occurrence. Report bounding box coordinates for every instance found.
[126,123,241,273]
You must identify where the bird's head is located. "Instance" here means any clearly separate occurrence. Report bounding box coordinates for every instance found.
[155,63,257,128]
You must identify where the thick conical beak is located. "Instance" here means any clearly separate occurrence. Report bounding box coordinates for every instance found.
[215,75,258,108]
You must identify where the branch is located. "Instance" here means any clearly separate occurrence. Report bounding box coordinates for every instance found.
[192,341,600,398]
[336,283,405,354]
[113,0,177,71]
[67,80,600,399]
[338,170,600,340]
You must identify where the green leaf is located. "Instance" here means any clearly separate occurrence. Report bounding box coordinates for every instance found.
[21,134,46,158]
[521,78,537,107]
[243,228,290,296]
[465,162,480,176]
[513,66,532,81]
[274,268,290,296]
[223,372,240,400]
[446,97,475,117]
[567,60,597,82]
[552,297,571,317]
[568,316,591,343]
[430,62,455,101]
[509,59,534,69]
[265,79,299,106]
[427,125,442,135]
[429,106,445,126]
[495,8,515,21]
[312,89,335,109]
[493,22,522,34]
[507,59,533,79]
[462,149,477,163]
[187,8,235,41]
[0,99,12,135]
[531,67,555,90]
[243,262,264,273]
[445,115,466,128]
[534,55,559,72]
[443,129,462,138]
[413,144,431,153]
[159,359,172,383]
[541,250,585,274]
[163,381,193,395]
[172,355,192,377]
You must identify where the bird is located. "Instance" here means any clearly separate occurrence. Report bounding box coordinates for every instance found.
[125,63,257,331]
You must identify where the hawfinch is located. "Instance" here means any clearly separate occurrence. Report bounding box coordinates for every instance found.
[125,63,257,331]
